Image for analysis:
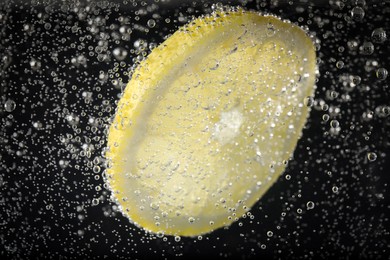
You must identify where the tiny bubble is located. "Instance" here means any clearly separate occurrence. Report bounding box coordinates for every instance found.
[306,201,315,210]
[367,152,377,162]
[376,68,388,80]
[147,19,156,28]
[4,99,16,112]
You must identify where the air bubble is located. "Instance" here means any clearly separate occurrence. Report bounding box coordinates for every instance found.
[4,99,16,112]
[367,152,377,162]
[147,19,156,28]
[44,22,52,30]
[304,96,314,107]
[119,25,132,35]
[306,201,315,210]
[266,22,275,37]
[371,28,387,43]
[330,120,339,128]
[355,0,366,7]
[322,114,330,121]
[59,160,69,169]
[32,121,43,130]
[93,165,101,173]
[360,42,374,55]
[375,68,388,80]
[336,61,344,69]
[351,6,365,21]
[29,59,41,71]
[156,231,164,238]
[92,198,100,206]
[150,203,159,210]
[113,47,128,61]
[66,114,80,126]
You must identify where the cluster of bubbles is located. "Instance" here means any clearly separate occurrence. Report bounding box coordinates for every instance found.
[0,0,388,259]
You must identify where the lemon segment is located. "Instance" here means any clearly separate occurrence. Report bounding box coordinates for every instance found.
[106,10,316,236]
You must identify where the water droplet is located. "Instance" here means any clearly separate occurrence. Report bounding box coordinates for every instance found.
[332,186,339,193]
[4,99,16,112]
[188,217,195,223]
[267,231,273,237]
[92,198,99,206]
[174,236,181,242]
[367,152,377,162]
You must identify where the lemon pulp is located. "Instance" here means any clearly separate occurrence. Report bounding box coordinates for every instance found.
[106,10,316,236]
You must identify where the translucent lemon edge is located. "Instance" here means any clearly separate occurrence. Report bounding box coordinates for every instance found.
[105,9,317,237]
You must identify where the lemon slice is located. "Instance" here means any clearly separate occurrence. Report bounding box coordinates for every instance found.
[106,10,316,237]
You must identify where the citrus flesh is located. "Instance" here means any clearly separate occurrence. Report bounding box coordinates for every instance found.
[106,10,316,237]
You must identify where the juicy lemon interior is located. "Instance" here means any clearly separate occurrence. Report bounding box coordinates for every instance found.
[106,10,316,237]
